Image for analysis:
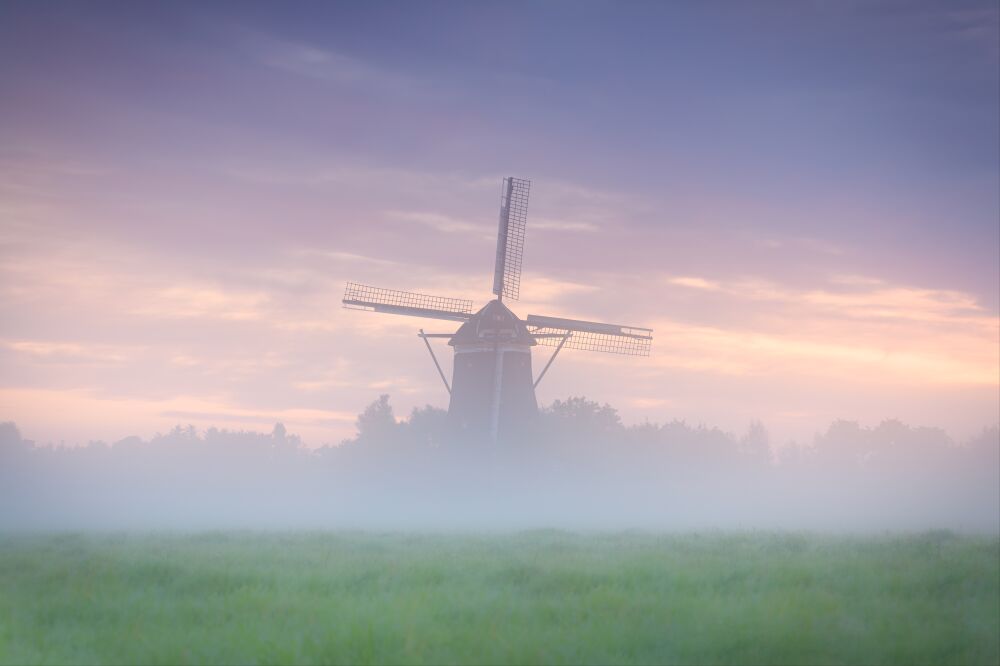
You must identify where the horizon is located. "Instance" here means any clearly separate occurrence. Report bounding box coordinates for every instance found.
[3,398,998,452]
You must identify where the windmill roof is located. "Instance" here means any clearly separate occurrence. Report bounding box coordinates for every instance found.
[449,299,536,347]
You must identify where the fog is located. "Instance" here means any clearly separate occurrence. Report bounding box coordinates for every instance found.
[2,396,997,533]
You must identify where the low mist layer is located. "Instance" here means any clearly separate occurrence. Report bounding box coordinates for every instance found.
[2,397,997,532]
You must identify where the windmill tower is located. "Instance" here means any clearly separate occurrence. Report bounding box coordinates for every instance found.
[343,177,653,441]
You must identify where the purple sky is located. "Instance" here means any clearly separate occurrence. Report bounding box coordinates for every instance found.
[1,1,998,446]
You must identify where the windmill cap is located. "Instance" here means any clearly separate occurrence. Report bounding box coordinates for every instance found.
[449,299,537,346]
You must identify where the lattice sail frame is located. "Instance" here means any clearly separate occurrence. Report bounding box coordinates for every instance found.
[492,177,531,301]
[526,314,652,356]
[343,282,473,321]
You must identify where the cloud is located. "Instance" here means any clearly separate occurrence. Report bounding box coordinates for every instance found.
[273,320,340,333]
[384,210,491,236]
[159,406,355,427]
[798,286,986,324]
[292,378,352,392]
[294,249,403,268]
[247,32,416,94]
[650,272,999,387]
[940,6,1000,54]
[629,397,675,409]
[0,388,357,447]
[664,273,991,326]
[4,340,132,364]
[517,274,600,305]
[131,286,270,321]
[0,150,112,197]
[531,218,600,233]
[648,318,996,386]
[753,236,845,256]
[667,276,722,291]
[828,274,885,287]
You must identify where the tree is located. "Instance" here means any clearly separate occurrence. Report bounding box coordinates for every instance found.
[739,420,771,463]
[0,422,27,460]
[406,405,448,446]
[355,394,398,442]
[543,397,622,433]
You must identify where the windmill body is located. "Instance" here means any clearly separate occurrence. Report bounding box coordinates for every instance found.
[343,177,653,441]
[449,299,537,438]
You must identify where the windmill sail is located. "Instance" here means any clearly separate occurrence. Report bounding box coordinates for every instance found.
[343,282,473,322]
[526,314,653,356]
[492,177,531,301]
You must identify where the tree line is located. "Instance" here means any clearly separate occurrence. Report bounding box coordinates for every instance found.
[1,396,997,531]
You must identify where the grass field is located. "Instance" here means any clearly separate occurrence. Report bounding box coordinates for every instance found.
[0,532,997,665]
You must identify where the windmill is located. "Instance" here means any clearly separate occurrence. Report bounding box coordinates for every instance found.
[343,177,653,441]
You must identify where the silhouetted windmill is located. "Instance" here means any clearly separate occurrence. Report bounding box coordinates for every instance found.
[343,177,653,441]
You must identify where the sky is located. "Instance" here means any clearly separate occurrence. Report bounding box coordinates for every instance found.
[0,1,998,447]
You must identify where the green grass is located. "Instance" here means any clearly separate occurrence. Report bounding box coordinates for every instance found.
[0,532,997,665]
